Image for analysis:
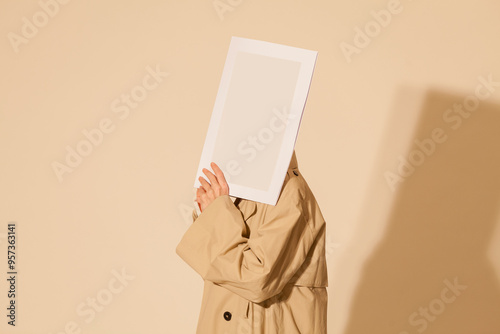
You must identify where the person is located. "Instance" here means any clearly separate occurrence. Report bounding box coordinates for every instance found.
[176,150,328,333]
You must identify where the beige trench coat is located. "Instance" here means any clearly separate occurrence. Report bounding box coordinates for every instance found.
[176,151,328,333]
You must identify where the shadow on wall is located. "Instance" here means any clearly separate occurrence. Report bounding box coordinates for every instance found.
[343,88,500,334]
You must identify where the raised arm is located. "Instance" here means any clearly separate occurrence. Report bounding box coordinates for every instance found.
[176,175,318,304]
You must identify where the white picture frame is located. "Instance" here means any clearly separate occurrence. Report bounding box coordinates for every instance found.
[194,36,318,206]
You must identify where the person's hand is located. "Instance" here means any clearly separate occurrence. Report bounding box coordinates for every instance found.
[196,162,229,213]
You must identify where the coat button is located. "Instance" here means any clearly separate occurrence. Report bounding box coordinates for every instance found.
[223,311,232,321]
[293,170,299,176]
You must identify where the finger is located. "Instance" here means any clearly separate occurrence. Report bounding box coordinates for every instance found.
[197,187,207,202]
[210,162,228,187]
[198,176,212,192]
[202,168,220,189]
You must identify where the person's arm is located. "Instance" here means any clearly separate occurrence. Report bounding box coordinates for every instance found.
[175,175,318,304]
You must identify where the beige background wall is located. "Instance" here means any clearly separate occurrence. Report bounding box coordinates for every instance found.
[1,0,499,333]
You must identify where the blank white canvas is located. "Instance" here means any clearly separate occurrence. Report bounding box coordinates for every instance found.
[194,36,317,206]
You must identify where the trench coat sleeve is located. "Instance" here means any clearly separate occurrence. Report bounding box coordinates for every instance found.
[176,176,317,304]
